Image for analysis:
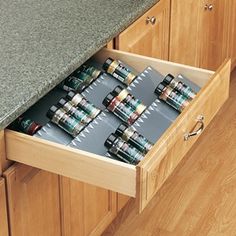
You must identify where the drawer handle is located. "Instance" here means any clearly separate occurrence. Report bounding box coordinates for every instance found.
[184,115,205,141]
[146,16,156,25]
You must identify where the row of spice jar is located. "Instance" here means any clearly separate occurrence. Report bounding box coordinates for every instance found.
[155,74,197,113]
[60,65,102,93]
[46,91,101,137]
[10,91,101,137]
[60,57,137,94]
[104,123,153,165]
[103,85,147,125]
[103,57,198,113]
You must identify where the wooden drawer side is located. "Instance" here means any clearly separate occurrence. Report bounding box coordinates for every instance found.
[138,60,231,211]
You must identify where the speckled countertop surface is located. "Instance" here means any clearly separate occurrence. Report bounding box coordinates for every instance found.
[0,0,158,130]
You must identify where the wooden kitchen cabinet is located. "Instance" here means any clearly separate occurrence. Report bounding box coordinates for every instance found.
[0,178,9,236]
[116,0,170,60]
[5,48,231,212]
[170,0,228,71]
[4,164,61,236]
[60,177,116,236]
[198,0,228,70]
[226,0,236,69]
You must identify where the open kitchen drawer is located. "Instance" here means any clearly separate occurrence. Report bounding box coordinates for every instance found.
[4,49,230,212]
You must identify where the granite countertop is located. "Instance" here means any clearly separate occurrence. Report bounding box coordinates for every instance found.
[0,0,158,130]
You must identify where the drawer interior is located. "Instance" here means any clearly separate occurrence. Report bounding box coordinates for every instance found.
[5,48,215,198]
[18,50,203,157]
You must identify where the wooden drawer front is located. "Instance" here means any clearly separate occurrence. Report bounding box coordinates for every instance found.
[5,49,231,212]
[138,60,230,211]
[5,131,136,197]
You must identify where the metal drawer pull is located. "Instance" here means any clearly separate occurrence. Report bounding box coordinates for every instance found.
[146,16,156,25]
[184,115,205,141]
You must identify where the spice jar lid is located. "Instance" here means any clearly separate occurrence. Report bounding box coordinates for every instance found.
[104,133,118,149]
[58,98,68,107]
[102,93,114,107]
[66,91,76,100]
[103,57,113,71]
[47,105,59,119]
[115,123,128,137]
[112,85,124,96]
[155,82,166,96]
[163,74,175,85]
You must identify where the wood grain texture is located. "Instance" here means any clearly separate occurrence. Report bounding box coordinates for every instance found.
[137,59,231,211]
[198,0,228,71]
[106,40,114,50]
[117,194,130,212]
[117,0,170,60]
[5,49,229,213]
[102,69,236,236]
[170,0,229,71]
[4,164,61,236]
[0,130,12,175]
[226,0,236,70]
[169,0,201,67]
[5,130,136,197]
[94,49,214,87]
[0,178,9,236]
[60,177,117,236]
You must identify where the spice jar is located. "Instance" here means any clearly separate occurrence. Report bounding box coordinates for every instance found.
[104,133,144,165]
[163,74,196,100]
[66,92,100,119]
[47,105,84,137]
[155,82,190,112]
[16,116,42,135]
[62,76,83,92]
[58,98,92,124]
[103,93,139,125]
[103,58,136,85]
[112,86,146,116]
[115,124,153,154]
[79,65,102,79]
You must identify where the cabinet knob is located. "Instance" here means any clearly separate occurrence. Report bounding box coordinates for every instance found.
[204,4,213,11]
[208,4,213,11]
[146,16,156,25]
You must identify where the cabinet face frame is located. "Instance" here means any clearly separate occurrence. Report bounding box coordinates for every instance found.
[4,49,231,212]
[0,178,9,236]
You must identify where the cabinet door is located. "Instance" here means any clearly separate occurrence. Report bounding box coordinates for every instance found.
[198,0,228,70]
[60,177,117,236]
[0,178,9,236]
[4,164,61,236]
[117,0,170,60]
[169,0,201,67]
[170,0,228,70]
